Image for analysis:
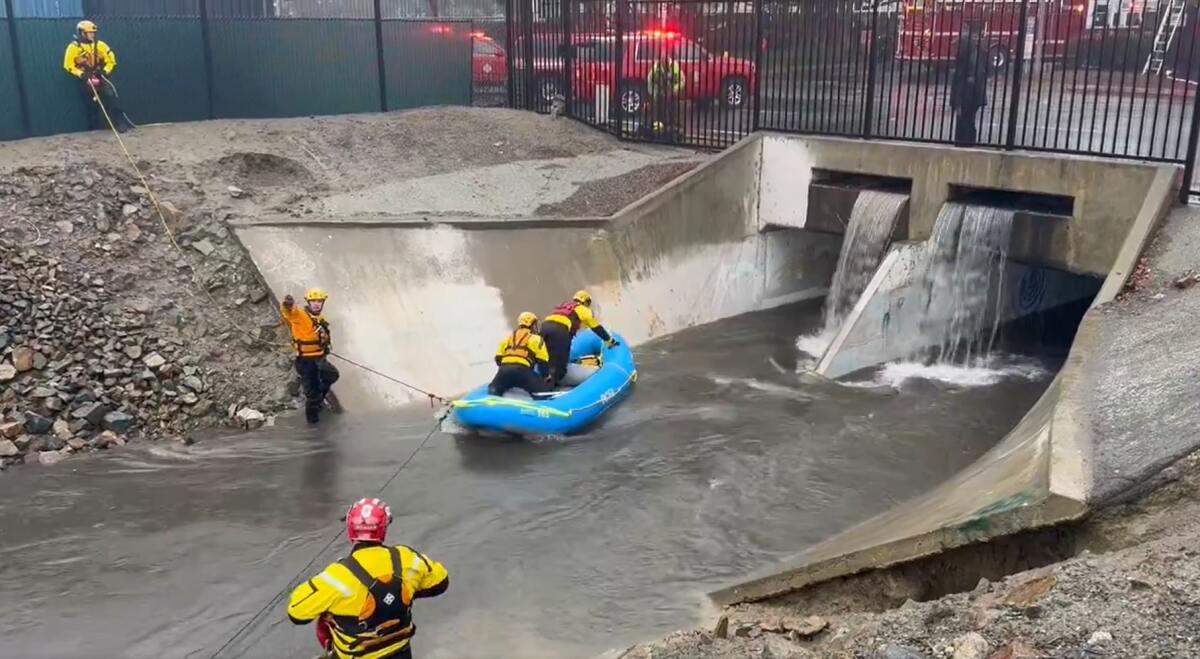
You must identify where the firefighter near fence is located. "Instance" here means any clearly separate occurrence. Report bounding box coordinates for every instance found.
[63,20,134,133]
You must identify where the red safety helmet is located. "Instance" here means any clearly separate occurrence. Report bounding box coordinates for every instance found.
[344,497,392,544]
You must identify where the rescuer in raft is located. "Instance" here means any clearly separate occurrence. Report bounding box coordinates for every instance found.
[489,311,551,396]
[541,290,617,387]
[287,497,449,659]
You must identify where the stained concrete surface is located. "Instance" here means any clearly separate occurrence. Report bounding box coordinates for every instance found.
[236,137,840,410]
[1086,205,1200,503]
[758,133,1176,276]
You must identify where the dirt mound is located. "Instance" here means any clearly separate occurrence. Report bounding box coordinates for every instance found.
[211,152,314,189]
[535,161,700,216]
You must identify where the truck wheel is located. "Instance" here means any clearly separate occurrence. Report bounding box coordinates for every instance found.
[619,81,646,116]
[989,46,1011,70]
[721,76,749,109]
[536,76,564,111]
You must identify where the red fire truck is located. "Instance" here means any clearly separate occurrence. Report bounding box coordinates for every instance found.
[896,0,1088,68]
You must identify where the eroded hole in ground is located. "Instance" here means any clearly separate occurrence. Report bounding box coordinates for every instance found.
[212,152,314,189]
[764,525,1084,617]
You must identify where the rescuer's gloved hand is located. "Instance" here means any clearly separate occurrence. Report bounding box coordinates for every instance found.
[606,339,619,348]
[283,294,294,308]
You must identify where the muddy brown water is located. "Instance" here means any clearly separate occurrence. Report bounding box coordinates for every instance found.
[0,302,1055,658]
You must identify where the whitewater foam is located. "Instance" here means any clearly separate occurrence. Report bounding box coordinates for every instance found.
[872,356,1050,388]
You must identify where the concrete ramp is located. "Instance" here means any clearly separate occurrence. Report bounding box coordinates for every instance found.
[235,137,840,409]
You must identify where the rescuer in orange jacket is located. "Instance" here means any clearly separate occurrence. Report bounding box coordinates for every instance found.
[281,288,340,424]
[541,290,616,387]
[288,498,449,659]
[489,311,551,397]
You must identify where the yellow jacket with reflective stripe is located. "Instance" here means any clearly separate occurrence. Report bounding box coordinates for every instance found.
[288,544,449,659]
[281,303,330,357]
[495,328,549,368]
[648,59,684,95]
[64,40,116,78]
[545,303,601,333]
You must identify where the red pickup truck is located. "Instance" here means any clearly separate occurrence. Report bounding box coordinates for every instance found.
[516,30,756,115]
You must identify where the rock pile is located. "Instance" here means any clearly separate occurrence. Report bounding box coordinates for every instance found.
[0,165,294,468]
[0,239,217,466]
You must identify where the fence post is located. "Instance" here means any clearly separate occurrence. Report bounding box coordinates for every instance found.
[521,0,535,110]
[505,0,516,108]
[373,0,389,112]
[752,0,763,132]
[861,0,880,138]
[199,0,215,119]
[1181,85,1200,203]
[561,0,573,114]
[5,0,31,136]
[1004,0,1032,149]
[613,0,626,133]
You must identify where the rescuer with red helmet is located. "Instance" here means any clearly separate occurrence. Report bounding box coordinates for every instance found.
[287,498,449,659]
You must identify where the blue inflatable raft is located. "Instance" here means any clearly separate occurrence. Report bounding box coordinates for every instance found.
[449,330,637,436]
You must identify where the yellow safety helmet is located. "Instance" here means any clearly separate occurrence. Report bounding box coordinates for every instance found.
[573,290,592,306]
[77,20,98,35]
[517,311,539,328]
[304,288,328,302]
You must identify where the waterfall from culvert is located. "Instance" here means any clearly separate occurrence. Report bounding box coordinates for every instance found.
[918,203,1015,366]
[822,190,908,333]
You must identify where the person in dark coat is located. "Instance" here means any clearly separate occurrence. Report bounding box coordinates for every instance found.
[950,22,989,145]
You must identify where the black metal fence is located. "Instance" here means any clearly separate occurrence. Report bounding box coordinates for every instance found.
[507,0,1200,198]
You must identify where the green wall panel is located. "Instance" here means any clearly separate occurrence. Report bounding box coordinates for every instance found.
[15,19,206,136]
[14,19,83,136]
[94,19,208,127]
[383,20,471,111]
[0,20,25,139]
[0,17,474,140]
[209,19,380,119]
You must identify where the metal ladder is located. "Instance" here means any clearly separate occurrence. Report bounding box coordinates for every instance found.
[1144,0,1189,75]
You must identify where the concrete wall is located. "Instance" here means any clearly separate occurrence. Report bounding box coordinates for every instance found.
[759,134,1172,276]
[712,145,1181,607]
[816,243,1102,379]
[235,137,841,409]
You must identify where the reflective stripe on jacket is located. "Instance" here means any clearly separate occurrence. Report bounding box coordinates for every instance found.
[546,300,600,335]
[496,328,549,368]
[648,60,683,95]
[288,545,449,659]
[281,303,330,357]
[64,40,116,78]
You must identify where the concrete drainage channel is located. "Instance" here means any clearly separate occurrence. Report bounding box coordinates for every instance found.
[229,132,1183,651]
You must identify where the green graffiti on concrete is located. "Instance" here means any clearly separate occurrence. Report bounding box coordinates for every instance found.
[955,491,1039,536]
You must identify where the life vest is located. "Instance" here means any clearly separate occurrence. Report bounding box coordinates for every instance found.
[326,546,416,657]
[545,300,582,334]
[290,309,330,358]
[74,45,102,71]
[500,328,536,368]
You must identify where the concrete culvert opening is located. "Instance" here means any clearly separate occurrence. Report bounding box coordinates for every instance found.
[811,168,914,195]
